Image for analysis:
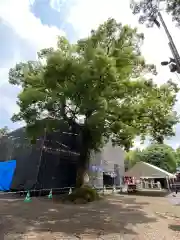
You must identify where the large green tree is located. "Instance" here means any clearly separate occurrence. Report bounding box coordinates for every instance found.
[8,19,178,187]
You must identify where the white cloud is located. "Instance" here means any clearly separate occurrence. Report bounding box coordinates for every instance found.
[0,68,9,86]
[50,0,67,12]
[0,0,65,50]
[0,0,65,128]
[67,0,122,38]
[0,93,19,116]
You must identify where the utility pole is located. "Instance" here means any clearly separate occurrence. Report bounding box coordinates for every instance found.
[157,12,180,73]
[131,0,180,74]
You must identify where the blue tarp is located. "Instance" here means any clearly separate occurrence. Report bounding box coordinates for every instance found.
[0,160,16,191]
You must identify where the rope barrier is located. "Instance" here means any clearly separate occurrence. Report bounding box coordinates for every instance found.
[0,187,75,196]
[0,186,122,196]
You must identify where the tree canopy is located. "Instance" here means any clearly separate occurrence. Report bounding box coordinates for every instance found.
[136,79,179,144]
[8,18,179,186]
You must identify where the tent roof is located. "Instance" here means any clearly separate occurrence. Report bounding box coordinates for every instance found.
[125,161,176,179]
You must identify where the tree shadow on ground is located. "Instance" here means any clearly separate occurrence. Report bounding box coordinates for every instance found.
[168,224,180,232]
[0,194,157,239]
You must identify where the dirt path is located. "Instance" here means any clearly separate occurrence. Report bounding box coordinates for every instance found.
[0,193,180,239]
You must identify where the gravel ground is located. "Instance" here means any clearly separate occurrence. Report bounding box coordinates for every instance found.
[0,193,180,239]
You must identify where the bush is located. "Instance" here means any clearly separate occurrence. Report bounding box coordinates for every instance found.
[64,186,100,203]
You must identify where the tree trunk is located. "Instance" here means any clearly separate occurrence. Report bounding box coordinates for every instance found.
[76,127,91,188]
[155,136,164,144]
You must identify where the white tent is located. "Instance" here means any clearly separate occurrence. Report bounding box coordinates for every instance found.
[125,161,176,179]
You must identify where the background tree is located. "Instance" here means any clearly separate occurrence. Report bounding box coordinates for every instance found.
[137,143,177,172]
[0,126,9,138]
[0,126,10,159]
[125,148,141,171]
[130,0,180,27]
[175,146,180,167]
[8,18,178,188]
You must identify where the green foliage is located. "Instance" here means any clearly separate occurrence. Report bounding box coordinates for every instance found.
[0,126,9,138]
[8,19,160,150]
[8,18,179,186]
[125,148,141,170]
[175,146,180,167]
[136,80,179,144]
[137,144,177,173]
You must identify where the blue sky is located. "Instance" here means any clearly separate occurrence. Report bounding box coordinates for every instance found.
[0,0,180,148]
